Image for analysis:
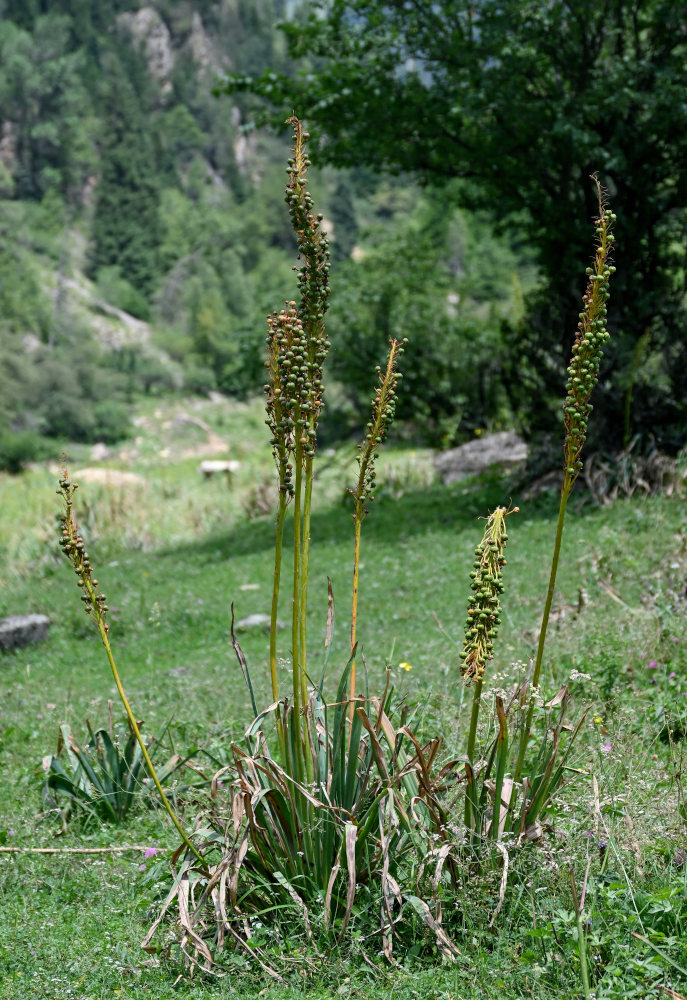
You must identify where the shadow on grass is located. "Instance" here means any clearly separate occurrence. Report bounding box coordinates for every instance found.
[158,470,566,565]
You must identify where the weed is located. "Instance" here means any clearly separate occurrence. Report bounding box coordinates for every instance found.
[41,720,150,825]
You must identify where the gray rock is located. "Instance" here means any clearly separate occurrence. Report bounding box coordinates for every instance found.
[117,7,174,96]
[0,614,51,651]
[434,431,529,485]
[90,442,110,462]
[198,459,240,478]
[521,469,564,500]
[235,614,286,632]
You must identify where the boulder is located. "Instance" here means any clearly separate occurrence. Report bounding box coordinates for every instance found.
[198,460,240,479]
[90,442,110,462]
[434,431,529,485]
[0,614,51,651]
[235,614,286,632]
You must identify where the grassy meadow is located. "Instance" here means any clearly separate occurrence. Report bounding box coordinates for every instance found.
[0,395,686,999]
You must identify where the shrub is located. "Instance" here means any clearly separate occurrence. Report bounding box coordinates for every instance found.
[91,400,132,444]
[95,265,151,321]
[0,429,45,473]
[326,207,511,447]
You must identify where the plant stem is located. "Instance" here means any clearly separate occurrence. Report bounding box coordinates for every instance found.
[464,677,483,830]
[514,476,570,783]
[96,613,206,868]
[300,457,313,707]
[59,482,206,870]
[570,868,591,1000]
[466,677,484,764]
[348,340,404,715]
[492,697,508,841]
[291,446,304,778]
[270,493,287,763]
[533,478,570,690]
[349,512,362,714]
[300,452,315,782]
[577,908,591,1000]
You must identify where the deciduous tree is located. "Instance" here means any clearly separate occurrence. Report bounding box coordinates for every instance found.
[225,0,687,449]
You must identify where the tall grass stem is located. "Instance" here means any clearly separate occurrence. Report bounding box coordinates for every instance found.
[349,339,404,715]
[98,622,206,867]
[270,494,287,762]
[58,478,206,869]
[514,478,570,781]
[291,454,304,779]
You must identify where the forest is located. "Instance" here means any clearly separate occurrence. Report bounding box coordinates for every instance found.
[4,0,684,468]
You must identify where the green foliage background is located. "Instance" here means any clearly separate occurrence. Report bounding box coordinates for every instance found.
[0,0,538,470]
[1,0,685,468]
[229,0,687,455]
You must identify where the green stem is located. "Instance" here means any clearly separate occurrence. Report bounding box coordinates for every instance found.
[533,479,570,690]
[348,339,402,717]
[349,510,363,718]
[466,677,483,764]
[96,614,206,869]
[300,452,314,782]
[270,493,287,763]
[464,677,483,830]
[492,699,508,842]
[514,477,570,783]
[576,907,591,1000]
[291,448,304,779]
[571,869,591,1000]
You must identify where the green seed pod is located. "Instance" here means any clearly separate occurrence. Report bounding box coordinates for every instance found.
[461,506,517,683]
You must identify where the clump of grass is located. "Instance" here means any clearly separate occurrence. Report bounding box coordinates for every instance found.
[42,719,151,825]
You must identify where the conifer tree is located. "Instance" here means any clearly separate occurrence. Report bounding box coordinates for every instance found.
[90,52,160,298]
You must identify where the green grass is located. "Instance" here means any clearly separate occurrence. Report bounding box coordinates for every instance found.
[0,398,686,998]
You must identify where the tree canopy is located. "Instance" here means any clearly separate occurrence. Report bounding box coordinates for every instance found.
[226,0,687,451]
[90,52,161,296]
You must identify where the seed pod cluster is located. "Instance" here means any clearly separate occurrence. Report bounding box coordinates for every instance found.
[264,120,331,487]
[57,472,109,631]
[285,116,330,414]
[351,339,405,518]
[461,507,516,682]
[563,181,615,485]
[265,300,325,493]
